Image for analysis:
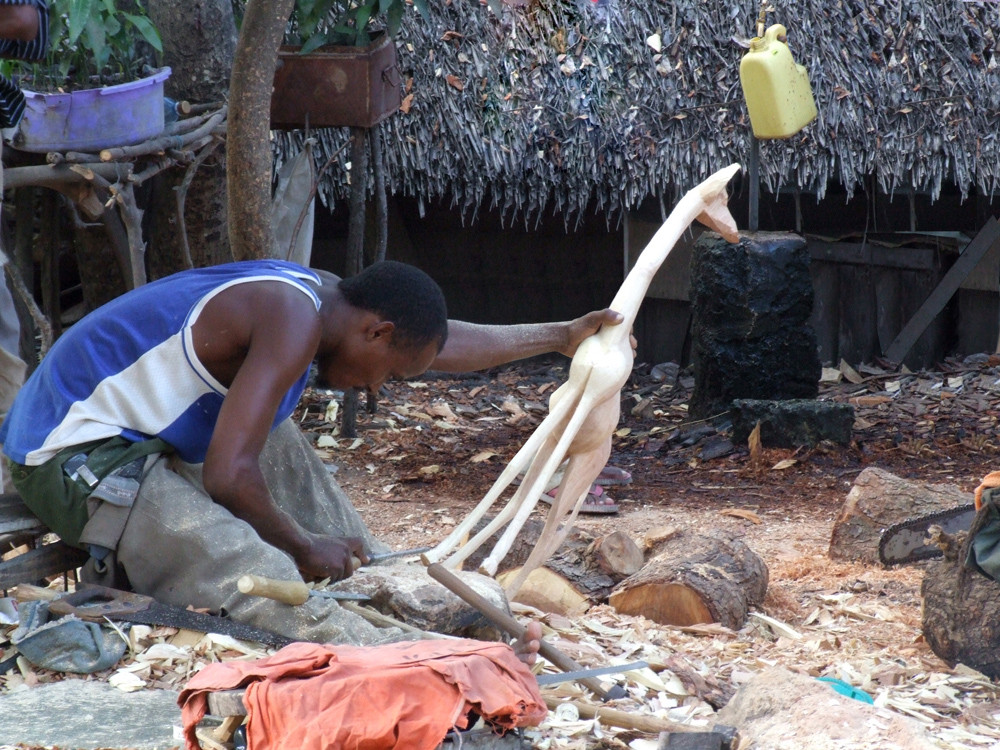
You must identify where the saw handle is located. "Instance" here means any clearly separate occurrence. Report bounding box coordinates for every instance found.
[237,575,311,606]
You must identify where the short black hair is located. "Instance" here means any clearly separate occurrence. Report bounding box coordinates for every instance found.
[339,261,448,352]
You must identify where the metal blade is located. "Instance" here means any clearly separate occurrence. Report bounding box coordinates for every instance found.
[878,504,976,566]
[535,660,649,686]
[365,547,432,565]
[309,589,370,601]
[132,603,293,647]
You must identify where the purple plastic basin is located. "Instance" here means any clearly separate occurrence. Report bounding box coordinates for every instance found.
[12,67,171,153]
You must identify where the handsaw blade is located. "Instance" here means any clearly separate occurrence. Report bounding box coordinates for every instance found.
[878,504,976,566]
[47,585,293,648]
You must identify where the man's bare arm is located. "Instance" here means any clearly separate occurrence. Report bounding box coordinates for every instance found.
[432,309,625,373]
[199,284,364,581]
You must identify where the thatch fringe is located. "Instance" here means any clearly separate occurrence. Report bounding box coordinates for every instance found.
[273,0,1000,226]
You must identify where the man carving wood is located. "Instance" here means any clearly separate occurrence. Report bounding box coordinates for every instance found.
[0,259,621,648]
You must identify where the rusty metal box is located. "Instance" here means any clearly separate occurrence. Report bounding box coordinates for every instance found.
[270,33,401,130]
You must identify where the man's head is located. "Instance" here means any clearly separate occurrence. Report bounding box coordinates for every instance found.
[339,261,448,353]
[316,261,448,393]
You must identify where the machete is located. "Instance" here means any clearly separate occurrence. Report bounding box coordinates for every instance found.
[45,584,294,648]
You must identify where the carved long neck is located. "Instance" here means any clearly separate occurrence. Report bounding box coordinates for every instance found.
[609,190,706,332]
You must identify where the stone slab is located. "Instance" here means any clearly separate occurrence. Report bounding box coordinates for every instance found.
[0,680,181,750]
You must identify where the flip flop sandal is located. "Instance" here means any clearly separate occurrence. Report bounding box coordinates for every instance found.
[540,484,619,515]
[515,464,631,488]
[594,465,632,487]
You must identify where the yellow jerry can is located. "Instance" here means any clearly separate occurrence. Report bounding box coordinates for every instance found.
[739,23,817,139]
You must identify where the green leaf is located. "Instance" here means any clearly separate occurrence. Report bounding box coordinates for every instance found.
[486,0,502,15]
[353,2,374,31]
[84,16,107,63]
[66,0,97,45]
[385,1,403,36]
[412,0,429,19]
[121,12,162,52]
[299,31,328,54]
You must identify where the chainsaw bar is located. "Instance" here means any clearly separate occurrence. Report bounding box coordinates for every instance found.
[878,504,976,566]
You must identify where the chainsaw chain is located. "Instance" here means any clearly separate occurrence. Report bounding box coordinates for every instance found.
[878,504,976,566]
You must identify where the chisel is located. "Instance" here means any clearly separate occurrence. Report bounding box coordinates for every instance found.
[352,546,432,569]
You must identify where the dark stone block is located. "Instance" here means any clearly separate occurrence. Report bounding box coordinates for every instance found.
[689,232,821,420]
[730,399,855,448]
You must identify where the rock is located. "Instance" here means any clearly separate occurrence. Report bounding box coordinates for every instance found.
[730,398,854,447]
[0,680,180,750]
[689,232,820,420]
[828,467,970,564]
[338,562,511,640]
[716,667,936,750]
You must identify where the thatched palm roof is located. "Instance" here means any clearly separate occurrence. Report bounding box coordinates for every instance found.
[274,0,1000,226]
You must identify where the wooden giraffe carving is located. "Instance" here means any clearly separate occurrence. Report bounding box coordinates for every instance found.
[423,164,742,597]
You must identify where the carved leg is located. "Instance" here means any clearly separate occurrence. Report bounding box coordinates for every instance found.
[502,439,611,597]
[477,389,603,575]
[423,389,579,564]
[439,431,560,570]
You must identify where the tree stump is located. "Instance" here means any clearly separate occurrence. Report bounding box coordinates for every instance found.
[828,467,969,564]
[688,231,820,420]
[497,530,644,615]
[609,528,767,629]
[921,529,1000,679]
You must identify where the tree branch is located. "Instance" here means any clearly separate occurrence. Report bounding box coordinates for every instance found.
[227,0,294,260]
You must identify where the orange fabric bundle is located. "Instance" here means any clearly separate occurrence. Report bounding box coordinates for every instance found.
[975,471,1000,510]
[179,639,547,750]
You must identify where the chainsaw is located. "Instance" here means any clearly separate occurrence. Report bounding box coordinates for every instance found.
[878,486,998,566]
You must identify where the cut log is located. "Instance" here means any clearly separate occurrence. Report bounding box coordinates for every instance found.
[829,467,969,564]
[609,528,767,630]
[921,528,1000,679]
[497,529,644,615]
[497,529,643,615]
[496,566,589,616]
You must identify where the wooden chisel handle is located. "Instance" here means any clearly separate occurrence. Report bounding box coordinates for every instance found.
[425,562,621,701]
[237,574,310,606]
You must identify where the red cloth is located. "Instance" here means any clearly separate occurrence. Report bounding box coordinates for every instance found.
[179,639,547,750]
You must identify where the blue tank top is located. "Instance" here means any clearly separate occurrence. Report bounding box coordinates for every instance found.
[0,260,321,466]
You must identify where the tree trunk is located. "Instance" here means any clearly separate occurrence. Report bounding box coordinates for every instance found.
[609,528,768,630]
[921,528,1000,679]
[227,0,294,261]
[74,222,127,311]
[144,0,238,276]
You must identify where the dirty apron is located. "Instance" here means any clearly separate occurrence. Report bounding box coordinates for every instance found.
[115,419,397,646]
